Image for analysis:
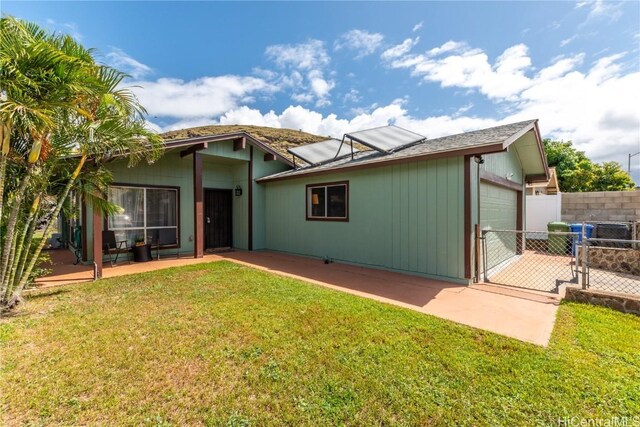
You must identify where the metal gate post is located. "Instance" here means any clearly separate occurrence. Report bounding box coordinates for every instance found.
[482,231,488,282]
[474,223,481,283]
[581,224,588,289]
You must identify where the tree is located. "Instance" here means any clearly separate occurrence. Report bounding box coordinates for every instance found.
[593,161,636,191]
[543,139,635,192]
[0,17,163,311]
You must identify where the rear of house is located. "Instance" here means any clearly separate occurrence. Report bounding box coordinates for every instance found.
[70,120,548,284]
[259,120,548,284]
[74,133,290,270]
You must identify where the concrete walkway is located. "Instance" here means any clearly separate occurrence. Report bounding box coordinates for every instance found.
[36,249,560,346]
[35,249,224,287]
[219,252,560,346]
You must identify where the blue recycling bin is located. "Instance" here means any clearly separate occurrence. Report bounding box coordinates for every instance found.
[570,223,594,256]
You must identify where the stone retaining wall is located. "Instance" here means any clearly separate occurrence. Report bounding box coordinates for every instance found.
[561,190,640,223]
[577,246,640,276]
[565,287,640,316]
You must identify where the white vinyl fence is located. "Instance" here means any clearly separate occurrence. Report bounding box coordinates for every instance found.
[526,194,561,233]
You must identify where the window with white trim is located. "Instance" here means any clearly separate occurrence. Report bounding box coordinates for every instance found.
[108,185,178,246]
[306,182,348,221]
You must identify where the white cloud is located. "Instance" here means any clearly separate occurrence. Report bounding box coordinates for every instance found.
[265,39,335,107]
[343,89,361,104]
[334,29,385,59]
[426,40,467,57]
[265,39,330,70]
[453,103,474,116]
[219,106,282,128]
[106,48,153,79]
[200,101,497,142]
[560,35,578,47]
[291,93,314,103]
[535,54,585,81]
[308,69,335,99]
[577,0,624,23]
[130,75,277,119]
[412,22,423,32]
[387,41,535,100]
[132,34,638,184]
[384,37,639,166]
[153,49,638,177]
[380,37,420,61]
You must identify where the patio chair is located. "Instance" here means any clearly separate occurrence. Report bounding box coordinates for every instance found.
[103,230,130,267]
[153,229,179,260]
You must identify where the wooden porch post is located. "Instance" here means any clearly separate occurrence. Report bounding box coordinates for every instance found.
[92,208,102,279]
[463,155,472,280]
[516,190,524,255]
[194,152,204,258]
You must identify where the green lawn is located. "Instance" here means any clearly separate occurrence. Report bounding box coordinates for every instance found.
[1,261,639,426]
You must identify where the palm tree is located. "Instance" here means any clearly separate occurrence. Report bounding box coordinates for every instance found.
[0,17,163,311]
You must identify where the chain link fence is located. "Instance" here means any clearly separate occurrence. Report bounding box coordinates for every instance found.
[580,238,640,295]
[482,230,580,293]
[481,223,640,296]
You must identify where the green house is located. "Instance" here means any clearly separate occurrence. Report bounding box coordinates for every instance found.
[75,120,548,285]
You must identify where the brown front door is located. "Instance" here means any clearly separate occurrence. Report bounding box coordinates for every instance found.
[204,189,232,249]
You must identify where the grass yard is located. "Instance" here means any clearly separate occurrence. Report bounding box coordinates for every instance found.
[1,261,639,426]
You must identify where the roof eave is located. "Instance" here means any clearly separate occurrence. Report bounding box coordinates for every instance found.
[257,142,506,183]
[165,131,294,167]
[504,120,549,182]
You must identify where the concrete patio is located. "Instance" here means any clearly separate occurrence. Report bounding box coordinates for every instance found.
[35,249,560,346]
[36,249,225,287]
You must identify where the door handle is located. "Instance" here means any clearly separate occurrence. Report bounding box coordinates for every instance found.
[206,217,211,224]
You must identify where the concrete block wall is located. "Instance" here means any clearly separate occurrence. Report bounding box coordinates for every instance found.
[561,190,640,222]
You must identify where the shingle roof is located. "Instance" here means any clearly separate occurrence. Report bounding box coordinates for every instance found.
[258,120,538,182]
[419,120,537,151]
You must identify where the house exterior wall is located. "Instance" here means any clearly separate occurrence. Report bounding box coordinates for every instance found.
[84,152,196,260]
[201,156,248,250]
[262,157,467,283]
[82,139,290,262]
[469,147,524,231]
[252,152,291,250]
[469,147,526,277]
[482,148,524,185]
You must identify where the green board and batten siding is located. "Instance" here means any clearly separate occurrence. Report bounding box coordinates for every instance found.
[81,131,527,286]
[479,148,523,231]
[83,139,288,260]
[471,147,525,270]
[83,153,196,259]
[252,153,290,249]
[263,157,467,283]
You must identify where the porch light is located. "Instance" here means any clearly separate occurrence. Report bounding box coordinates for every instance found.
[235,185,243,197]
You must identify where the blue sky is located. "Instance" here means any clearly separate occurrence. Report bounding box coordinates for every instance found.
[4,1,640,181]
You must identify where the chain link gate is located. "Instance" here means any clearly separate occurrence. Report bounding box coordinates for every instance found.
[481,230,580,293]
[481,229,640,296]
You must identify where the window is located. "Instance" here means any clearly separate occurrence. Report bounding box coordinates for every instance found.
[108,185,179,246]
[306,182,348,221]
